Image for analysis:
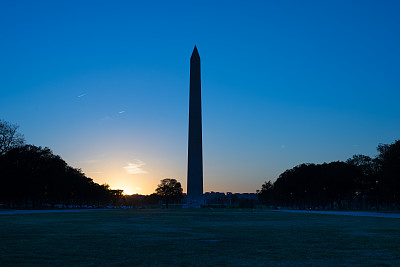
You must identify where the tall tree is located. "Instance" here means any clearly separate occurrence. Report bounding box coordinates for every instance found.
[346,154,377,206]
[155,178,183,208]
[257,181,274,205]
[0,120,24,155]
[376,140,400,206]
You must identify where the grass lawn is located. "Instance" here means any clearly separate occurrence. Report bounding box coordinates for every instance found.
[1,209,400,266]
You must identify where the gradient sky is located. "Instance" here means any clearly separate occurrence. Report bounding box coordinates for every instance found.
[1,1,399,195]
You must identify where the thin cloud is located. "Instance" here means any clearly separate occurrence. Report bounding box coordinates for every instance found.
[123,160,148,174]
[77,93,87,98]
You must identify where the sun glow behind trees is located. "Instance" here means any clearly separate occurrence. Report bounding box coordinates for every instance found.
[1,1,400,195]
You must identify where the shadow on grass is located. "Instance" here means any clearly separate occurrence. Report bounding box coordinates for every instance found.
[1,209,400,266]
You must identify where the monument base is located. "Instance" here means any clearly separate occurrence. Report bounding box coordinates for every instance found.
[183,198,203,208]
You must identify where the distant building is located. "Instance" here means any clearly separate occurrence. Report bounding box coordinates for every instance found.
[203,192,258,206]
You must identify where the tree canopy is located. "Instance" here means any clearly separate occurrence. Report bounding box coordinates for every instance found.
[0,119,24,155]
[258,139,400,210]
[155,178,183,208]
[0,144,115,208]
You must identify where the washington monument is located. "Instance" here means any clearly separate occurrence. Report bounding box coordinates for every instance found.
[187,45,203,206]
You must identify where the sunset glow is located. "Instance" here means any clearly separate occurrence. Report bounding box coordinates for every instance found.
[1,1,400,195]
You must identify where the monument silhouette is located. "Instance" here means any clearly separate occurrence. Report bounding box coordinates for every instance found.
[186,45,203,207]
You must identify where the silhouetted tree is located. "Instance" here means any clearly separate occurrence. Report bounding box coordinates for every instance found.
[258,138,400,210]
[155,178,183,208]
[346,154,378,208]
[0,120,24,155]
[258,181,274,205]
[375,140,400,207]
[260,162,363,209]
[0,144,113,208]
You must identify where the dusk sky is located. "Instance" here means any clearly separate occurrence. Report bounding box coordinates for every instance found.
[1,1,399,195]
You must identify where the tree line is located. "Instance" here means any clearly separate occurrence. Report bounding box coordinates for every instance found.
[258,140,400,210]
[0,120,122,208]
[3,119,399,210]
[1,119,183,209]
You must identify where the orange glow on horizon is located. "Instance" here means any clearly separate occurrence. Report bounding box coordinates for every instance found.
[111,185,144,196]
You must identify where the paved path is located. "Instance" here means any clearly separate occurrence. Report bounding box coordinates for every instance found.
[2,208,400,219]
[0,209,110,215]
[274,209,400,219]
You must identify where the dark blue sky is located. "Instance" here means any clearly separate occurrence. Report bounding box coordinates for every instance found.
[1,0,399,194]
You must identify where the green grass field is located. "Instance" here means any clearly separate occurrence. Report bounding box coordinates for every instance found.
[1,209,400,266]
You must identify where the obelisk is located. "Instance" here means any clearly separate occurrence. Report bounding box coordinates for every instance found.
[187,45,203,206]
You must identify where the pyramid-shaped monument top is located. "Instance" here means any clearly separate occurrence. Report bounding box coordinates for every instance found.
[191,45,200,59]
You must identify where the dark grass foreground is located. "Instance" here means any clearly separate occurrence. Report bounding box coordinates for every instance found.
[1,209,400,266]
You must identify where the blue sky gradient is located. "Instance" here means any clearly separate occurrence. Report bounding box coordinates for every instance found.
[1,1,399,194]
